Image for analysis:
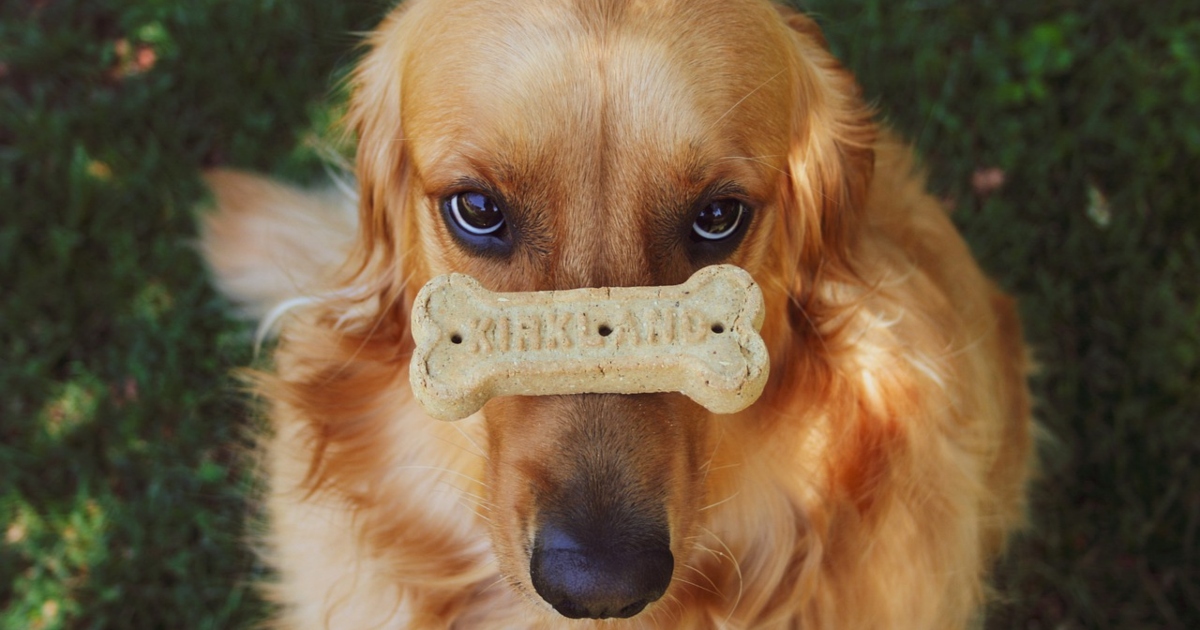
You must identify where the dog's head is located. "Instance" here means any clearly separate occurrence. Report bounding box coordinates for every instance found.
[345,0,873,620]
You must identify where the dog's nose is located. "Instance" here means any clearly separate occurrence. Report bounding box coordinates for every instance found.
[530,523,674,619]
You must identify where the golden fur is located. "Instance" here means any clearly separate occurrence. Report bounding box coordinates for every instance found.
[200,0,1033,627]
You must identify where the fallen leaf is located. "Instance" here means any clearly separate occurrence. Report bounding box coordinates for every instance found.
[971,167,1006,197]
[1086,181,1111,227]
[108,38,157,79]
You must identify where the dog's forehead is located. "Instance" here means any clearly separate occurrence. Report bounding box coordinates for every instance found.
[402,0,794,191]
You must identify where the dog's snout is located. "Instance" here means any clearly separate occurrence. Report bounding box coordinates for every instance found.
[492,394,695,620]
[530,523,674,619]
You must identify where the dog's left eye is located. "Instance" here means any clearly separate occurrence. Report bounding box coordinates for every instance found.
[691,199,746,241]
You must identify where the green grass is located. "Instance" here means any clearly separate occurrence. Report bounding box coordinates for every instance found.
[0,1,387,627]
[2,1,1198,628]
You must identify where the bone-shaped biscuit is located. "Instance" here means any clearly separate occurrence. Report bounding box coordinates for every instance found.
[409,264,769,420]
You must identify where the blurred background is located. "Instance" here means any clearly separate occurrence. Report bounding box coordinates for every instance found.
[2,0,1197,627]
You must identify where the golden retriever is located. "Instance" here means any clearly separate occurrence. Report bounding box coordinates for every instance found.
[200,0,1033,627]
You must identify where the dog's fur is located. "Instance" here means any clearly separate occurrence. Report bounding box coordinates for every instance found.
[200,0,1033,627]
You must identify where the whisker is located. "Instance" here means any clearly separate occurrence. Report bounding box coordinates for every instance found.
[476,575,508,595]
[700,422,727,486]
[648,592,684,627]
[454,490,497,510]
[699,526,743,623]
[680,562,722,595]
[700,491,741,512]
[429,433,490,464]
[388,464,482,486]
[384,461,491,523]
[671,575,720,597]
[715,155,788,177]
[450,421,490,461]
[456,500,493,524]
[713,69,786,130]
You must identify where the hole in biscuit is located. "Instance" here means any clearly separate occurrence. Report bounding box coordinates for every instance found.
[450,333,463,344]
[598,325,613,337]
[711,323,725,334]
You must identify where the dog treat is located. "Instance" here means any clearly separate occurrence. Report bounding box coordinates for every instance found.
[409,264,769,420]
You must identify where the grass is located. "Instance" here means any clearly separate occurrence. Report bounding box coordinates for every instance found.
[2,0,1197,628]
[1,2,388,627]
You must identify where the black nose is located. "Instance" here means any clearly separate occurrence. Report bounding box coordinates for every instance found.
[530,523,674,619]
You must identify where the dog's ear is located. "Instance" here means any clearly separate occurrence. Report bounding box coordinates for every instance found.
[343,7,421,313]
[777,8,876,289]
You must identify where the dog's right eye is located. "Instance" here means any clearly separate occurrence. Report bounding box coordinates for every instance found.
[441,191,514,256]
[447,192,506,235]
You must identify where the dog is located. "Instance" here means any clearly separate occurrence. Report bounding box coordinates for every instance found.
[199,0,1033,627]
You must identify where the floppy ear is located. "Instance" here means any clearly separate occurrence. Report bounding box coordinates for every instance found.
[342,6,421,315]
[777,8,876,290]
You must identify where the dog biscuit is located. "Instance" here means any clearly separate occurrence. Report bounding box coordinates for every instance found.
[409,264,769,420]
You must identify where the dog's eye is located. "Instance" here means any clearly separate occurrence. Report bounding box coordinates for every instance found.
[447,192,505,235]
[691,199,746,241]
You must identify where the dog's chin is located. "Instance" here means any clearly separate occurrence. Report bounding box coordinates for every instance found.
[482,393,710,621]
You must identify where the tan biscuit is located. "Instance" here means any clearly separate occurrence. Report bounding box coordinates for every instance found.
[409,264,769,420]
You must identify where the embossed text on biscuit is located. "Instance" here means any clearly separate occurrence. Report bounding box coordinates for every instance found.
[409,265,769,420]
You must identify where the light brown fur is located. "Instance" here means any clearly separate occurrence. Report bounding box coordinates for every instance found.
[200,1,1033,627]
